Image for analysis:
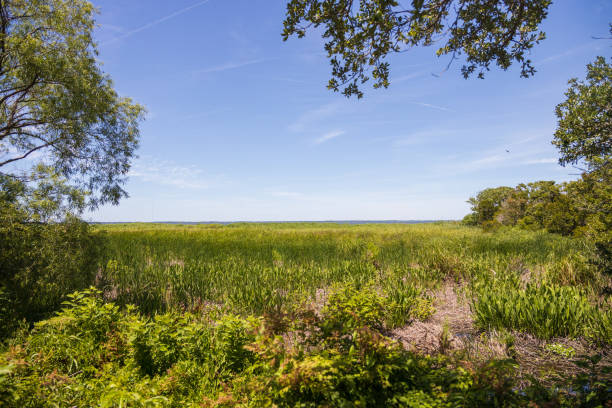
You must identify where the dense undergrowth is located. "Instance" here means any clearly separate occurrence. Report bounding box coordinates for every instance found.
[1,223,610,406]
[1,288,610,407]
[96,223,594,313]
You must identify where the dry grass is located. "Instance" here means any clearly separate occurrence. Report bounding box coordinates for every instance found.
[392,281,612,385]
[392,283,473,354]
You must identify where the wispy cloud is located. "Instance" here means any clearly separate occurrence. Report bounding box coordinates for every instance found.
[129,157,218,189]
[534,41,596,65]
[522,158,558,165]
[289,102,341,132]
[408,101,454,112]
[394,70,428,83]
[296,51,328,64]
[457,149,557,173]
[314,130,345,144]
[102,0,214,45]
[465,153,508,169]
[195,58,270,74]
[99,23,126,34]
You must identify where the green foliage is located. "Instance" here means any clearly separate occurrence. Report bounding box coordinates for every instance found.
[314,284,433,342]
[0,0,145,208]
[133,313,206,377]
[2,223,605,405]
[464,179,607,257]
[568,354,612,408]
[282,0,551,97]
[551,54,612,273]
[545,343,576,358]
[466,186,514,225]
[461,212,478,226]
[0,179,102,337]
[213,315,258,374]
[319,284,387,335]
[96,223,582,317]
[132,312,256,380]
[465,181,584,234]
[472,279,611,343]
[383,277,435,327]
[464,56,612,273]
[572,166,612,274]
[0,289,259,407]
[553,55,611,173]
[2,279,610,406]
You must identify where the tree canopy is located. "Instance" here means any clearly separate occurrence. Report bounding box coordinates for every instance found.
[553,55,611,173]
[0,0,145,209]
[282,0,552,97]
[551,52,611,272]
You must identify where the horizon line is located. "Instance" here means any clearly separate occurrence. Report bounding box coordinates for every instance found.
[90,219,457,224]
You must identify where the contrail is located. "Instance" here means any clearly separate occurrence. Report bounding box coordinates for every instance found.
[102,0,214,45]
[409,102,454,113]
[195,58,271,74]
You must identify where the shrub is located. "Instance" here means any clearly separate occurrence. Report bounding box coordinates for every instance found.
[0,208,102,337]
[1,289,610,407]
[318,283,434,339]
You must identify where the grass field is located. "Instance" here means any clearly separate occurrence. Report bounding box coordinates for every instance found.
[96,222,611,357]
[2,222,611,406]
[96,222,588,311]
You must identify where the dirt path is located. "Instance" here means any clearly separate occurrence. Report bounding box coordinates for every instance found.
[391,283,475,354]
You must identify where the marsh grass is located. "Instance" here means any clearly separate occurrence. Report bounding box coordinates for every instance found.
[91,222,611,346]
[100,224,567,300]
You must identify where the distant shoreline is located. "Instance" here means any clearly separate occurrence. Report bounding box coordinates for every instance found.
[91,220,455,225]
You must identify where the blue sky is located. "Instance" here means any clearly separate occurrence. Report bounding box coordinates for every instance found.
[88,0,611,222]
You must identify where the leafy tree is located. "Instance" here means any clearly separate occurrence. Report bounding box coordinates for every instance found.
[464,181,586,236]
[517,181,560,229]
[0,0,145,208]
[282,0,551,97]
[553,55,611,173]
[553,53,612,273]
[465,186,514,225]
[495,188,527,226]
[0,0,143,335]
[569,167,612,273]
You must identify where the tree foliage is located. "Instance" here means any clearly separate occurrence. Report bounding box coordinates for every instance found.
[0,174,102,336]
[552,53,612,273]
[466,53,612,272]
[463,176,610,272]
[464,186,514,226]
[553,55,612,172]
[282,0,551,97]
[0,0,145,208]
[464,181,587,233]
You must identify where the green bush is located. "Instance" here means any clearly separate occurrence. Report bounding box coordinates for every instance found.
[0,208,102,338]
[1,289,610,407]
[319,284,387,336]
[318,284,434,340]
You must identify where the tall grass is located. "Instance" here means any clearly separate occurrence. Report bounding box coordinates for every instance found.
[95,223,592,318]
[471,281,609,341]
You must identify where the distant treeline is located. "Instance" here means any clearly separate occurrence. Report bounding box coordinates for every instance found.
[463,170,611,273]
